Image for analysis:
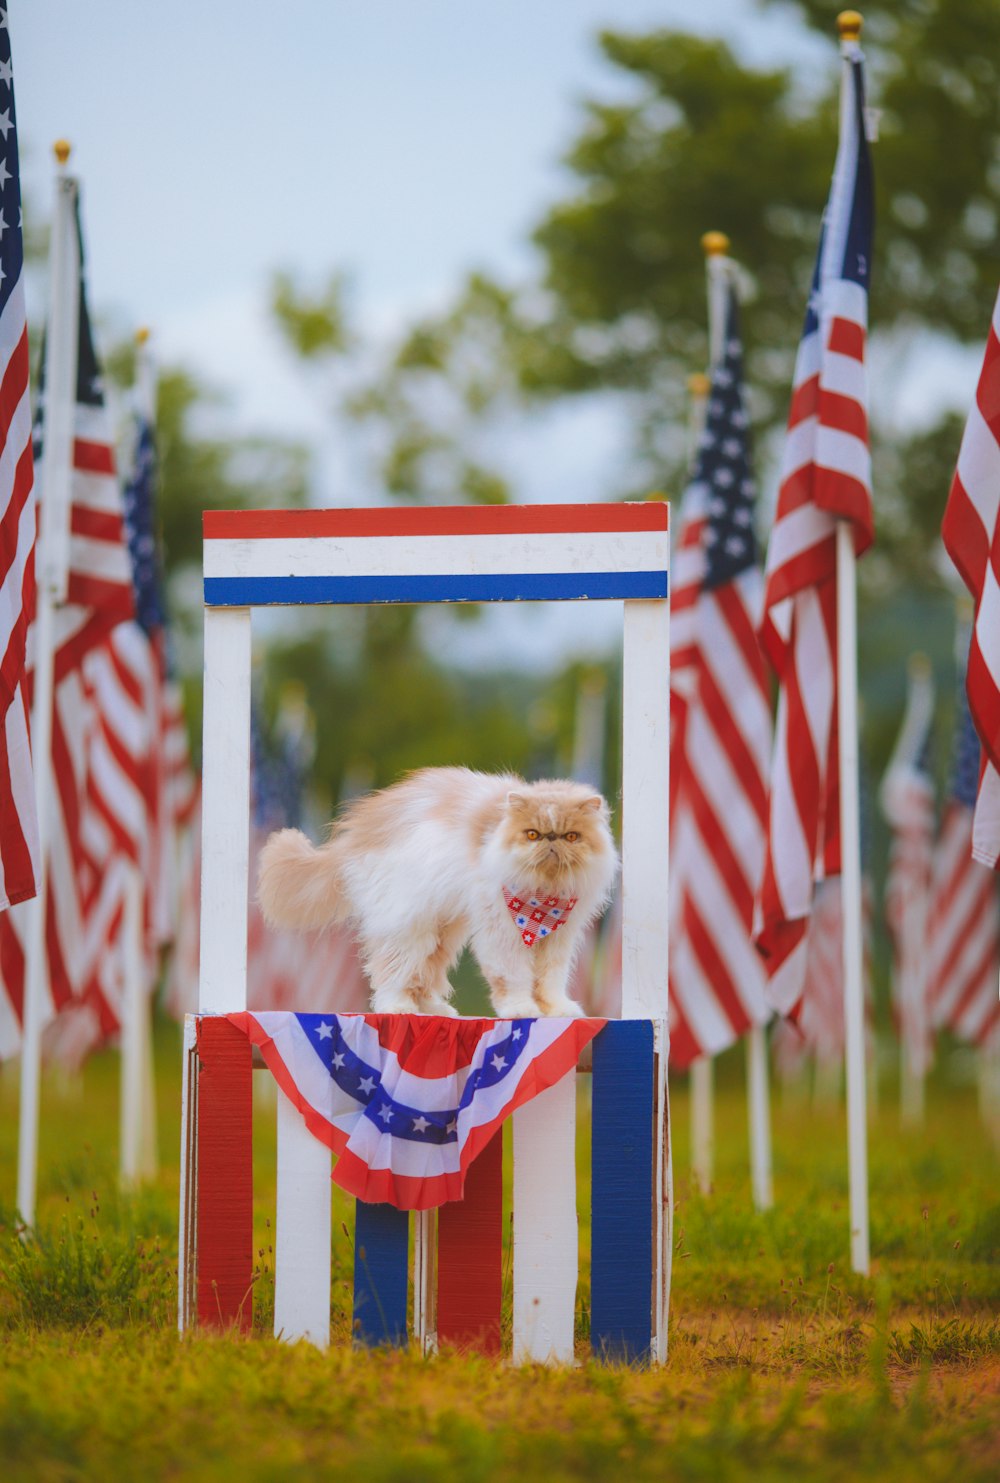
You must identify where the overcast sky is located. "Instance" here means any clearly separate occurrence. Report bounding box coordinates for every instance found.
[12,2,831,437]
[10,3,978,667]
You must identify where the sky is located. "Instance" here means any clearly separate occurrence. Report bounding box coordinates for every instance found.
[10,2,981,668]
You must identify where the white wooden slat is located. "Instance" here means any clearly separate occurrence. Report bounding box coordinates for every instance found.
[413,1209,438,1355]
[512,1068,578,1364]
[205,528,668,583]
[177,1015,198,1333]
[199,606,251,1012]
[274,1087,332,1348]
[621,598,671,1019]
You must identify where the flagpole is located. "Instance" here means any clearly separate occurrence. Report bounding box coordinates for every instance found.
[834,8,871,1278]
[702,229,774,1213]
[119,326,160,1187]
[896,654,933,1126]
[16,143,81,1228]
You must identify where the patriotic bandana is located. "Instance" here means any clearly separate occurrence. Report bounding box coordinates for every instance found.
[504,888,578,947]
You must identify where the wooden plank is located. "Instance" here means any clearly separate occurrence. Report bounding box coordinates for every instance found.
[204,502,669,541]
[199,606,251,1013]
[274,1087,332,1348]
[196,1017,253,1330]
[653,1026,673,1365]
[591,1021,654,1363]
[437,1128,503,1355]
[353,1200,409,1347]
[621,598,671,1018]
[177,1015,198,1333]
[413,1209,438,1355]
[512,1069,577,1364]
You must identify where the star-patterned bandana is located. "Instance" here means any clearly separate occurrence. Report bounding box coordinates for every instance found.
[503,888,578,947]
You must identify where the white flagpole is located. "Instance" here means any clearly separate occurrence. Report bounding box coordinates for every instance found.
[703,229,775,1212]
[16,143,80,1228]
[835,8,871,1278]
[889,654,934,1126]
[119,326,160,1187]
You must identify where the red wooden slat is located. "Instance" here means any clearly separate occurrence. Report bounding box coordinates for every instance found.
[203,502,668,541]
[196,1017,254,1331]
[436,1128,503,1354]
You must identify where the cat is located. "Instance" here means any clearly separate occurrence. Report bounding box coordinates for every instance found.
[256,766,619,1018]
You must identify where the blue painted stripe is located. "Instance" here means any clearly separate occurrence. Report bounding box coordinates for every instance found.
[204,570,668,607]
[352,1200,409,1347]
[591,1020,654,1364]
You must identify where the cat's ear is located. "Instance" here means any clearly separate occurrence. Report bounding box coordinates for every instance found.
[580,795,605,813]
[506,791,527,810]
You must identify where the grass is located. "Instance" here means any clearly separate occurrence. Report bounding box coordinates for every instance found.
[0,1020,997,1480]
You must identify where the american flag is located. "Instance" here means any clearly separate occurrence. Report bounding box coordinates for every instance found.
[0,188,134,1058]
[228,1009,603,1209]
[0,9,39,913]
[668,285,771,1065]
[754,39,874,1016]
[942,287,1000,871]
[881,669,935,1077]
[926,684,1000,1052]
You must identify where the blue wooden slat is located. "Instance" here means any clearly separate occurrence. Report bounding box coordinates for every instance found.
[203,570,669,607]
[353,1200,409,1348]
[591,1019,654,1363]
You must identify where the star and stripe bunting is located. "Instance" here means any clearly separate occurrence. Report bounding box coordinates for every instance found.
[202,503,669,608]
[228,1010,605,1210]
[927,683,1000,1052]
[0,7,39,914]
[942,286,1000,871]
[754,38,874,1016]
[667,284,771,1066]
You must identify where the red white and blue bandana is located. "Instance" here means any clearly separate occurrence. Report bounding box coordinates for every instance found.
[504,888,578,947]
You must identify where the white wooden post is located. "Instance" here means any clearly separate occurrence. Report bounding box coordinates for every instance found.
[177,1014,199,1332]
[199,606,252,1012]
[274,1086,332,1347]
[621,598,671,1020]
[413,1209,438,1353]
[16,149,80,1229]
[512,1069,578,1364]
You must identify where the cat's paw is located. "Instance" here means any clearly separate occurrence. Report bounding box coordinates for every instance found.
[542,997,584,1018]
[495,999,539,1019]
[421,996,459,1018]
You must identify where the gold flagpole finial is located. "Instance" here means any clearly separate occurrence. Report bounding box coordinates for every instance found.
[687,371,711,398]
[53,139,72,166]
[837,11,863,42]
[701,231,730,258]
[907,652,932,681]
[136,326,151,347]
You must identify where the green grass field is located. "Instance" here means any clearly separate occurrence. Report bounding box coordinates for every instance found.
[0,1022,997,1481]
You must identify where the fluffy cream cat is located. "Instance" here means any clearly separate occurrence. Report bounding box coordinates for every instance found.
[257,767,618,1017]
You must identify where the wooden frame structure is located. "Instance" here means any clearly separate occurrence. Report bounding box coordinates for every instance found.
[179,501,672,1361]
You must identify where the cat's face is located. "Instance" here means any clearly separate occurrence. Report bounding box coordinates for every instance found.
[496,783,613,889]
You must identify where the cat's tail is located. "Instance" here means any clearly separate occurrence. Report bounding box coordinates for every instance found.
[256,829,350,932]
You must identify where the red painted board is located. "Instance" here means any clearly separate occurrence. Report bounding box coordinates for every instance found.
[196,1017,254,1331]
[437,1128,503,1354]
[203,501,668,541]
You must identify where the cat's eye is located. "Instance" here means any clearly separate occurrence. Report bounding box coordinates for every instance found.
[565,831,580,843]
[526,829,540,840]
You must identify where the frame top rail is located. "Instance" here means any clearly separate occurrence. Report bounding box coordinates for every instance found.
[203,501,669,608]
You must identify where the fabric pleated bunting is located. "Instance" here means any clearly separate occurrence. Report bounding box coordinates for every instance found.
[226,1010,605,1210]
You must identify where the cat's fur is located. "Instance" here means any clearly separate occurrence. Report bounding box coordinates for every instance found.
[257,767,619,1017]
